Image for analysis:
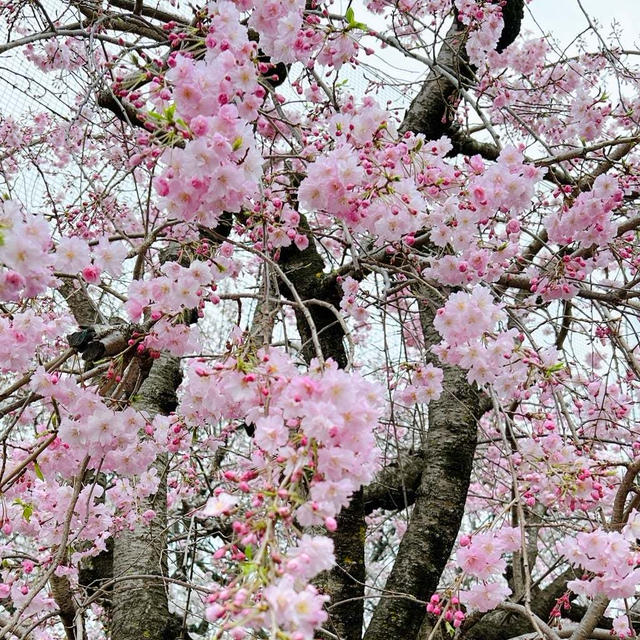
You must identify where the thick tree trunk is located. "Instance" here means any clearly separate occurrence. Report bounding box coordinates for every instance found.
[110,354,181,640]
[363,289,489,640]
[321,489,366,640]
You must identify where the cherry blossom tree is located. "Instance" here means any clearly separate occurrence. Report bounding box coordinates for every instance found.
[1,1,640,639]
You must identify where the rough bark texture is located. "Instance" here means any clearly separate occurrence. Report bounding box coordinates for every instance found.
[50,570,81,640]
[399,0,524,147]
[78,538,115,603]
[279,228,347,369]
[59,279,102,327]
[320,488,366,640]
[363,449,424,515]
[110,354,181,640]
[363,289,489,640]
[398,17,469,140]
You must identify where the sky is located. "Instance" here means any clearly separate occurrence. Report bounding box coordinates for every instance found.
[526,0,640,48]
[333,0,640,113]
[2,1,640,113]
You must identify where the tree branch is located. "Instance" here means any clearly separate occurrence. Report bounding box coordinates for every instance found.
[363,449,425,515]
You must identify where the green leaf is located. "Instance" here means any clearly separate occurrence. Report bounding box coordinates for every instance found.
[345,6,355,24]
[33,462,44,481]
[22,504,33,522]
[344,7,368,31]
[14,499,33,522]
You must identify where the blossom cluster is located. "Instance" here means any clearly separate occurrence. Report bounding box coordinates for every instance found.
[248,0,318,65]
[339,275,369,322]
[246,197,310,252]
[0,311,60,374]
[23,37,88,72]
[515,430,611,512]
[431,286,523,393]
[545,174,623,249]
[394,363,444,407]
[298,101,433,243]
[182,351,382,527]
[558,524,640,599]
[126,255,232,321]
[31,368,160,475]
[423,147,541,286]
[154,104,262,227]
[0,200,55,301]
[455,527,520,612]
[152,2,264,227]
[455,0,505,67]
[179,350,383,637]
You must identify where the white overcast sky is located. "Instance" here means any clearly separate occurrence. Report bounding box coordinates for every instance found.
[2,1,640,137]
[524,0,640,48]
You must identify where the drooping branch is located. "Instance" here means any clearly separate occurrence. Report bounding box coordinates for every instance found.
[277,226,367,640]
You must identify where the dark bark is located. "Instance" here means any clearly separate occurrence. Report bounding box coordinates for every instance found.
[363,449,425,515]
[363,289,489,640]
[50,571,81,640]
[496,0,525,53]
[399,1,524,148]
[279,228,347,369]
[398,17,469,140]
[321,489,366,640]
[67,323,135,364]
[78,537,114,603]
[59,279,102,326]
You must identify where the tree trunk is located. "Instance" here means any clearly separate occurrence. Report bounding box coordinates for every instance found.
[363,288,489,640]
[111,354,181,640]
